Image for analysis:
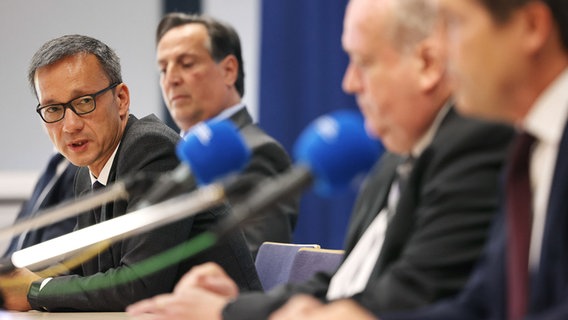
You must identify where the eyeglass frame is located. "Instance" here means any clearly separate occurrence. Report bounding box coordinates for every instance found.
[35,82,121,123]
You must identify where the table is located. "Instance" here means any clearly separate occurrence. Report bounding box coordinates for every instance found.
[0,311,130,319]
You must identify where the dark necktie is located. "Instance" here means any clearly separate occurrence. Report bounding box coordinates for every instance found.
[92,181,105,223]
[507,132,536,320]
[327,155,415,299]
[396,156,414,194]
[386,156,414,221]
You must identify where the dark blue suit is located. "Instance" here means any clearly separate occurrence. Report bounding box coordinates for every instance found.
[383,122,568,319]
[3,154,78,257]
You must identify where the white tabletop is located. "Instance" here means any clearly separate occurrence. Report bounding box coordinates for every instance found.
[0,311,130,319]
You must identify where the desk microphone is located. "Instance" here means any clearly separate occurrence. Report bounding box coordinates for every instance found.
[134,119,250,209]
[0,119,250,243]
[0,119,251,273]
[217,109,384,234]
[0,110,382,285]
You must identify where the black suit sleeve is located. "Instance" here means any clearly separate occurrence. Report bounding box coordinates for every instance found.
[223,271,334,320]
[223,109,514,319]
[238,125,298,257]
[351,116,513,313]
[28,115,185,311]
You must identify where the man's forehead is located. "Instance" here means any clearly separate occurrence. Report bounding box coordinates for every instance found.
[158,23,209,50]
[343,0,390,47]
[157,24,211,60]
[34,57,108,103]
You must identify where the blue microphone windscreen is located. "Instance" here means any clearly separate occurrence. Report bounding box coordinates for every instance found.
[293,109,384,196]
[176,119,251,185]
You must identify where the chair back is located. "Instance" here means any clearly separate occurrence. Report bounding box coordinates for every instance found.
[255,242,320,291]
[288,248,344,284]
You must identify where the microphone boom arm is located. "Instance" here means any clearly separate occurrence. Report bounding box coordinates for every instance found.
[0,182,129,242]
[0,183,226,273]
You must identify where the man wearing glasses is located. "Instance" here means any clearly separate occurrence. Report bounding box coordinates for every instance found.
[0,34,259,312]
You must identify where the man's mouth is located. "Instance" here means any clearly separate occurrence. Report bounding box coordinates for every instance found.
[68,140,88,149]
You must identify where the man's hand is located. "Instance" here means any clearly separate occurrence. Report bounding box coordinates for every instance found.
[270,296,378,320]
[0,268,41,311]
[174,262,238,299]
[127,286,229,320]
[269,295,325,320]
[127,262,238,320]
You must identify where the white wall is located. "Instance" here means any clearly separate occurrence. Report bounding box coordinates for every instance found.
[0,0,162,243]
[0,0,162,172]
[203,0,261,121]
[0,0,261,243]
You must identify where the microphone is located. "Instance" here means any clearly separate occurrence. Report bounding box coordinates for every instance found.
[1,184,228,272]
[0,119,250,243]
[0,119,252,273]
[134,119,251,208]
[0,110,381,281]
[217,109,384,233]
[0,173,152,243]
[294,109,384,196]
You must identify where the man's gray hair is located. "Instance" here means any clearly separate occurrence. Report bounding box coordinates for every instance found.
[388,0,440,52]
[28,34,122,97]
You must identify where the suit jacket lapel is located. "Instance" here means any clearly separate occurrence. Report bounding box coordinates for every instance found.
[343,153,400,254]
[372,108,455,276]
[531,119,568,312]
[229,107,253,130]
[30,175,59,216]
[374,148,432,274]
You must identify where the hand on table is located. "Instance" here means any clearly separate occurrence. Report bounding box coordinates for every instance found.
[127,262,238,320]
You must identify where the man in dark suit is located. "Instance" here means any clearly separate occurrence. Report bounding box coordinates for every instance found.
[272,0,568,319]
[155,13,298,258]
[126,1,514,319]
[3,153,78,257]
[376,0,568,319]
[0,34,259,312]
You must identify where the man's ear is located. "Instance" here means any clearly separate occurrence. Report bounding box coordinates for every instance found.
[415,35,446,93]
[220,55,239,88]
[518,1,554,56]
[115,83,130,118]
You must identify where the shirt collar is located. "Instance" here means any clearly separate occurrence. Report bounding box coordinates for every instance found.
[180,103,246,137]
[410,101,452,158]
[523,68,568,145]
[89,143,120,186]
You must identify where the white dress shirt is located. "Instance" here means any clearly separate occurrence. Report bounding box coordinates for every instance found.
[326,103,451,300]
[41,144,120,291]
[180,103,246,138]
[523,68,568,269]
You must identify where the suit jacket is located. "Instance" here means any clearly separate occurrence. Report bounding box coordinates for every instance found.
[3,156,78,256]
[27,114,260,311]
[383,120,568,320]
[228,108,298,258]
[222,107,515,320]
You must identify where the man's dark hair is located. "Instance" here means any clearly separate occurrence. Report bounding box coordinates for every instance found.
[28,34,122,97]
[156,13,245,97]
[478,0,568,50]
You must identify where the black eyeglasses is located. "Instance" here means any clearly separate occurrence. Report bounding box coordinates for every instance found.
[36,82,120,123]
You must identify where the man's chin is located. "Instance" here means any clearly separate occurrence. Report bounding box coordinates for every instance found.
[453,93,479,116]
[454,96,486,118]
[364,122,382,139]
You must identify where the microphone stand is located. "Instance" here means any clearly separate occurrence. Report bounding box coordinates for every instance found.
[0,183,226,273]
